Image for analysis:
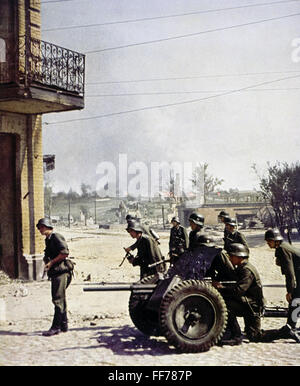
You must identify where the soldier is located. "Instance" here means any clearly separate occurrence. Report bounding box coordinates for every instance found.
[218,210,230,238]
[218,210,229,224]
[36,218,73,336]
[204,236,237,283]
[168,216,189,265]
[261,229,300,343]
[188,212,205,251]
[213,243,265,345]
[124,216,160,254]
[223,217,249,254]
[125,220,165,279]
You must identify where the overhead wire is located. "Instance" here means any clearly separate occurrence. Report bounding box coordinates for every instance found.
[44,74,300,126]
[84,12,300,54]
[86,70,300,85]
[85,88,300,97]
[42,0,300,31]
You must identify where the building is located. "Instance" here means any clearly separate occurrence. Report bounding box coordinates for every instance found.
[178,202,267,228]
[0,0,85,279]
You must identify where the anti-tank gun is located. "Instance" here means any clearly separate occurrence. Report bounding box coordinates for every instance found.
[83,247,288,353]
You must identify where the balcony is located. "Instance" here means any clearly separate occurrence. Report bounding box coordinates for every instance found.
[0,36,85,114]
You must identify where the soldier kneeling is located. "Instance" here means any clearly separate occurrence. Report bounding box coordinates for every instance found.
[213,243,265,345]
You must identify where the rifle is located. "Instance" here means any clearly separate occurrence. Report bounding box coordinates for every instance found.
[119,248,135,267]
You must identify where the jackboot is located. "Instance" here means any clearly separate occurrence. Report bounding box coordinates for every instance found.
[61,312,68,332]
[43,307,62,337]
[261,324,300,343]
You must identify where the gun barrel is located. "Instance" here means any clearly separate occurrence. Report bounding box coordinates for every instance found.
[83,284,157,292]
[148,259,170,268]
[263,306,288,317]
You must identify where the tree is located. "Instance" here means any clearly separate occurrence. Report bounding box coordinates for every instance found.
[191,163,224,203]
[253,162,300,236]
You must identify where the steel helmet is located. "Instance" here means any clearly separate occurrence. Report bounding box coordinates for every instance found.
[228,243,249,257]
[224,217,237,226]
[264,228,283,241]
[197,234,215,247]
[218,210,229,218]
[126,220,143,233]
[171,216,180,224]
[189,212,204,226]
[36,217,53,229]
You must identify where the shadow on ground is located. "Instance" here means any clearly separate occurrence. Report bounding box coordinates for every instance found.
[44,324,175,356]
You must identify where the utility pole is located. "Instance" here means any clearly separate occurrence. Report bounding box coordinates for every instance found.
[68,190,71,228]
[162,205,165,229]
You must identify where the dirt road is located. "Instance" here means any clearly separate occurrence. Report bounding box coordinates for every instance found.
[0,226,299,366]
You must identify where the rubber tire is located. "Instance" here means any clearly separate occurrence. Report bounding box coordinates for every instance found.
[128,274,161,336]
[160,280,227,352]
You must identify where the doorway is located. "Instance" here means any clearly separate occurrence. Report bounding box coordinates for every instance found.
[0,133,19,277]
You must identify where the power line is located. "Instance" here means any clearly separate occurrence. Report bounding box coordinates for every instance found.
[43,0,300,31]
[85,88,300,97]
[44,74,300,126]
[41,0,75,4]
[86,70,300,85]
[85,12,300,54]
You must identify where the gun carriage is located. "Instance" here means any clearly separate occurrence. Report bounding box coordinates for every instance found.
[83,249,288,353]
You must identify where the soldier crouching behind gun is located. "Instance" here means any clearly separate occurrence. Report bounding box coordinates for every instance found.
[213,243,265,346]
[124,220,165,279]
[36,218,73,337]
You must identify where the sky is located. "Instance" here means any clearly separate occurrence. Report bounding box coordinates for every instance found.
[40,0,300,195]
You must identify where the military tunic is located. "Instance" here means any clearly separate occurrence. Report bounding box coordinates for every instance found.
[275,241,300,328]
[129,224,158,251]
[220,260,264,341]
[169,225,189,263]
[206,250,237,282]
[188,229,204,251]
[131,234,165,279]
[44,232,72,328]
[224,230,249,254]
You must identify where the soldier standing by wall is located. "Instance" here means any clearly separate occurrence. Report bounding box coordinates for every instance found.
[262,229,300,342]
[168,216,189,265]
[36,218,73,336]
[223,217,249,254]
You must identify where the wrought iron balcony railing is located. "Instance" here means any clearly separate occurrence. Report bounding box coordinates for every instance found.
[1,36,85,96]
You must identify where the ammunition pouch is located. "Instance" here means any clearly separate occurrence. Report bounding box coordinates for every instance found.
[48,258,75,278]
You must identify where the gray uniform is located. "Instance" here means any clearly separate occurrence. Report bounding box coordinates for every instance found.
[220,260,265,341]
[275,241,300,328]
[44,232,72,331]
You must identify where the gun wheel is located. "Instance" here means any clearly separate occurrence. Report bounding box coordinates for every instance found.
[160,280,227,352]
[129,274,161,336]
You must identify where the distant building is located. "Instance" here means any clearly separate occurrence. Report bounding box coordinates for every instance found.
[0,0,85,279]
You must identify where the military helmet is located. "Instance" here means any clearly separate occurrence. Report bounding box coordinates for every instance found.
[36,217,53,229]
[197,234,215,247]
[189,212,204,226]
[264,228,283,241]
[224,217,237,226]
[171,216,180,224]
[218,210,229,218]
[126,220,143,233]
[228,243,249,257]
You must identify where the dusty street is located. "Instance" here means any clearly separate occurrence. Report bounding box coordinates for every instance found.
[0,226,299,366]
